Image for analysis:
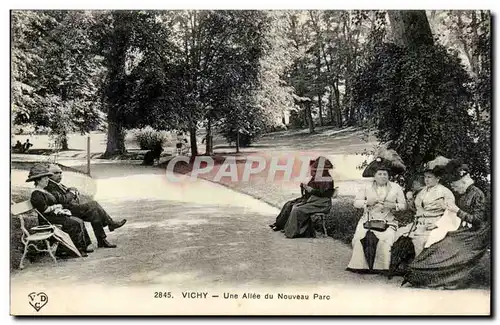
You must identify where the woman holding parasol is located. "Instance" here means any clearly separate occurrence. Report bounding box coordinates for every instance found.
[346,149,407,273]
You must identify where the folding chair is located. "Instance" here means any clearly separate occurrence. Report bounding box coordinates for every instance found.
[311,213,328,237]
[11,200,60,269]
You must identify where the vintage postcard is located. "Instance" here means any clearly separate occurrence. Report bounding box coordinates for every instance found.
[10,9,491,315]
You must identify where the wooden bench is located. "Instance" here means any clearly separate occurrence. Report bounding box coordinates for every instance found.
[11,200,61,269]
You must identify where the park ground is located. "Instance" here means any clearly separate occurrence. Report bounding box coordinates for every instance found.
[10,127,490,315]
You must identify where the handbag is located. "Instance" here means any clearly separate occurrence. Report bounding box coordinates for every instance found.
[363,186,392,232]
[363,210,389,232]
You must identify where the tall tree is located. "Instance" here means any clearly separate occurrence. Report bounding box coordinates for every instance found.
[12,10,106,150]
[168,10,270,156]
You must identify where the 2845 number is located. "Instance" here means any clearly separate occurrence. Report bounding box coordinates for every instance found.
[154,292,173,298]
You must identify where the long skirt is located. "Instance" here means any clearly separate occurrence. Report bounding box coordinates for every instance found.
[41,215,89,254]
[284,197,331,238]
[404,224,490,288]
[396,216,441,257]
[274,197,305,230]
[347,220,396,272]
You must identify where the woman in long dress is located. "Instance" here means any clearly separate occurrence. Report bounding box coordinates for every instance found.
[275,157,335,238]
[27,165,91,257]
[397,161,456,257]
[347,157,406,273]
[270,157,335,234]
[404,161,490,289]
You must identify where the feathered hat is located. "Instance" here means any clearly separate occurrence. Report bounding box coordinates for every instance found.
[362,148,406,178]
[422,156,451,177]
[441,159,470,182]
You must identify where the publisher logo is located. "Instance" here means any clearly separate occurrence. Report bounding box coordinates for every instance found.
[28,292,48,312]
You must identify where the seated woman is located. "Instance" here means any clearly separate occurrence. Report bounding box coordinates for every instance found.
[270,157,334,233]
[397,157,456,257]
[271,157,335,238]
[346,155,406,274]
[27,164,92,257]
[404,161,490,289]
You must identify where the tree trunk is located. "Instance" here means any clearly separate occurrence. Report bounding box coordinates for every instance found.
[205,118,213,156]
[328,90,335,125]
[317,94,324,126]
[306,102,315,133]
[236,131,240,153]
[189,124,198,157]
[387,10,434,48]
[61,133,69,151]
[103,119,125,158]
[303,105,308,127]
[333,79,342,126]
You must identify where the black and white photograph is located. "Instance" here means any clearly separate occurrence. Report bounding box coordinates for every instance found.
[9,7,492,315]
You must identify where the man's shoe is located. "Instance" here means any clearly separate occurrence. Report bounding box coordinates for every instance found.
[97,239,117,248]
[109,219,127,232]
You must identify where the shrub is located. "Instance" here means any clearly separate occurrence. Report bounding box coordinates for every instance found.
[131,126,173,150]
[324,196,364,244]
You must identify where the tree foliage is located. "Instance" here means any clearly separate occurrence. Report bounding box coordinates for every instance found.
[353,42,489,189]
[12,11,106,149]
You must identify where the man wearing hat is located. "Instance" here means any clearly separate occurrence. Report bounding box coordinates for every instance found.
[45,164,126,248]
[27,164,91,256]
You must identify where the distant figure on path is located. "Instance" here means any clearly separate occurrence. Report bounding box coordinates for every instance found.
[176,132,188,155]
[12,140,23,152]
[143,141,164,166]
[22,139,33,152]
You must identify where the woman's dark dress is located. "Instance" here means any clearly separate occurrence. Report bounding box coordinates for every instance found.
[30,189,90,253]
[404,185,490,288]
[274,174,334,238]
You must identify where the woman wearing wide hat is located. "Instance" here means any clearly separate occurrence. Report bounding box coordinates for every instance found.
[270,156,335,238]
[347,149,407,273]
[395,156,456,258]
[27,164,91,257]
[403,159,490,289]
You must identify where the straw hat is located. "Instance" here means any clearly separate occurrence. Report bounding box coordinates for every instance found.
[26,164,54,182]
